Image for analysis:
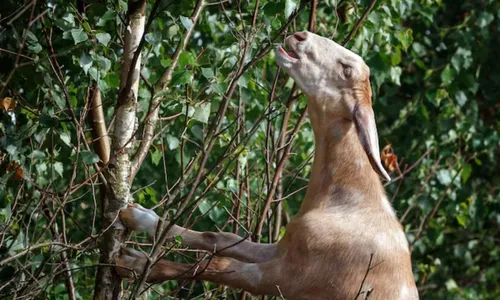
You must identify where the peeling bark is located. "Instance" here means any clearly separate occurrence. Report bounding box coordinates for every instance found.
[89,86,110,166]
[93,1,146,299]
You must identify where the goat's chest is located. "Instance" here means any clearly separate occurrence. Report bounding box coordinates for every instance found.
[278,210,348,255]
[279,209,408,256]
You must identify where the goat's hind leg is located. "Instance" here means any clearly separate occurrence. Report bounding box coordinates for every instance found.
[119,203,278,263]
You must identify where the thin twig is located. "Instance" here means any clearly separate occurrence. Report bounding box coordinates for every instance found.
[342,0,379,46]
[354,253,375,299]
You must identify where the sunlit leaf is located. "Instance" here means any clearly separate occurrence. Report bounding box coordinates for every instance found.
[180,16,193,31]
[96,32,111,46]
[285,0,298,18]
[81,151,99,164]
[71,28,88,44]
[192,102,211,124]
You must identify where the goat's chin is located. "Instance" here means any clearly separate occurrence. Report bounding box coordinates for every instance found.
[275,48,297,69]
[275,57,292,70]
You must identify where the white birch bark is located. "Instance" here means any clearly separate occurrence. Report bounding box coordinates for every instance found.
[93,1,146,299]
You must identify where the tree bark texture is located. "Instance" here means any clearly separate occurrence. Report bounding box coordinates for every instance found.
[93,1,146,299]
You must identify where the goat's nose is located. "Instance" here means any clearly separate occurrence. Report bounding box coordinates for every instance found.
[293,32,308,42]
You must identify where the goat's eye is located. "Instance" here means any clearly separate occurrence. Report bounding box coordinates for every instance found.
[343,66,352,78]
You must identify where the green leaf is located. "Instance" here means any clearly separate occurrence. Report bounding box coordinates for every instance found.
[411,42,426,57]
[71,28,88,44]
[201,67,214,79]
[145,32,161,45]
[192,102,211,124]
[476,12,494,28]
[456,215,467,228]
[96,55,111,72]
[167,24,179,38]
[391,47,402,66]
[166,135,180,150]
[62,13,75,25]
[440,65,454,85]
[161,58,172,68]
[172,70,193,85]
[389,66,402,85]
[399,29,413,51]
[461,164,472,183]
[237,74,249,88]
[82,22,91,33]
[198,199,211,215]
[174,235,183,244]
[445,279,458,291]
[36,163,47,174]
[6,145,17,157]
[96,33,111,46]
[451,48,472,71]
[455,90,467,106]
[97,10,116,26]
[53,162,64,178]
[180,16,193,31]
[190,124,203,141]
[107,72,120,88]
[32,150,46,160]
[434,88,448,107]
[26,31,42,53]
[151,149,162,166]
[79,53,92,74]
[437,169,452,185]
[285,0,298,18]
[60,132,71,147]
[14,120,38,140]
[81,151,99,164]
[419,104,430,120]
[271,19,281,30]
[89,67,100,81]
[178,51,195,67]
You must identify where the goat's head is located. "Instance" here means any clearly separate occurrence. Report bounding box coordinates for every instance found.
[276,31,390,182]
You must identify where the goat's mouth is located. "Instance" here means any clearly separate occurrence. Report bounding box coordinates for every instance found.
[278,45,300,61]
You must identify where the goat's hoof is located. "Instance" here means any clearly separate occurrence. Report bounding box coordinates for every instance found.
[119,203,159,235]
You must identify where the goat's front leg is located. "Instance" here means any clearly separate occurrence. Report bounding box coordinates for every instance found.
[120,203,278,263]
[116,248,286,297]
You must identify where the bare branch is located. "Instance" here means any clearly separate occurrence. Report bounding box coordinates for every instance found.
[130,0,207,181]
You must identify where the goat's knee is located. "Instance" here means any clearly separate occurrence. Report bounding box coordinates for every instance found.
[119,203,159,236]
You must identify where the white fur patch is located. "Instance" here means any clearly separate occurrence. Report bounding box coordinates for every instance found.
[396,230,410,252]
[381,196,396,218]
[399,284,419,299]
[375,230,409,253]
[131,207,159,236]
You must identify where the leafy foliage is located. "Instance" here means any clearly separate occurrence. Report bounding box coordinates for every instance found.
[0,0,498,299]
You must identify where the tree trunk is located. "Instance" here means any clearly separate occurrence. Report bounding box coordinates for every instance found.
[93,1,146,299]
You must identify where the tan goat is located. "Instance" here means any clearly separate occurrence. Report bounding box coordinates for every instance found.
[116,31,419,300]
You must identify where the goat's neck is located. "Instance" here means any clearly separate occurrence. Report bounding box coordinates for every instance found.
[299,106,384,213]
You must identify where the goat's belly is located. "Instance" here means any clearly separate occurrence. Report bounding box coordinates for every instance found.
[278,213,417,300]
[279,257,418,300]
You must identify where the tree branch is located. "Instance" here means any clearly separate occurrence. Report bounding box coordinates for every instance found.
[130,0,207,181]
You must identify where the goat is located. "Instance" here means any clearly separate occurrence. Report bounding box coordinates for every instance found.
[115,31,419,300]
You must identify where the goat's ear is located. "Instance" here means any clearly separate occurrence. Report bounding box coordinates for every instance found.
[352,103,391,182]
